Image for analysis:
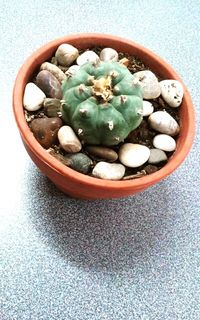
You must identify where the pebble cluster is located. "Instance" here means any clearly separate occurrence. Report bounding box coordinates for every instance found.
[23,44,184,180]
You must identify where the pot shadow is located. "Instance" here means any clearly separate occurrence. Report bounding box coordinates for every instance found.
[23,162,176,272]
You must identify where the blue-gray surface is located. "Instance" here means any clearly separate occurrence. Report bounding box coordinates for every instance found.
[0,0,200,319]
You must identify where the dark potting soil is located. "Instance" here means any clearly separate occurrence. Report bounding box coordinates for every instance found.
[24,46,180,180]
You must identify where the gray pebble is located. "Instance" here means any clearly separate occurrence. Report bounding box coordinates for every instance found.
[148,148,167,164]
[64,153,92,174]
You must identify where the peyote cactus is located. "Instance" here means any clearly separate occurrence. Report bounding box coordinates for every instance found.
[61,61,143,146]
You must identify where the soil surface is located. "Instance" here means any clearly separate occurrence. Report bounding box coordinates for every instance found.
[24,46,180,180]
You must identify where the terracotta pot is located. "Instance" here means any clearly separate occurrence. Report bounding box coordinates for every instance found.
[13,33,195,199]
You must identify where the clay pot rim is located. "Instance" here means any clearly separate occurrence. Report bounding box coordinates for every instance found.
[13,33,195,191]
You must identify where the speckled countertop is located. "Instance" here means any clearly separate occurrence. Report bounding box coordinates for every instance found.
[0,1,200,319]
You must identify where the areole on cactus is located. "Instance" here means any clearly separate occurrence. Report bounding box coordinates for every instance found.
[61,61,143,146]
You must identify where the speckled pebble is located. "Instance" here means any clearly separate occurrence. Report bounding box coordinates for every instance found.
[160,79,184,107]
[153,134,176,152]
[92,161,125,180]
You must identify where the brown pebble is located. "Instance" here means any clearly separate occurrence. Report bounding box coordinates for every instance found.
[85,146,118,162]
[30,117,63,149]
[144,164,158,174]
[36,70,62,99]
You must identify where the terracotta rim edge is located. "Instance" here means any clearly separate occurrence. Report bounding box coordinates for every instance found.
[13,33,195,191]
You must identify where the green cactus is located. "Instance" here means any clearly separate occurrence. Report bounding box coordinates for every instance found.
[61,61,143,146]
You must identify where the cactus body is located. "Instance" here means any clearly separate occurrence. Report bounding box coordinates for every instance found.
[62,61,143,145]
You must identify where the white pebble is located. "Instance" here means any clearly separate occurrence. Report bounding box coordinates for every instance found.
[160,80,184,107]
[92,162,125,180]
[133,70,161,99]
[58,126,82,153]
[77,51,100,66]
[119,143,150,168]
[153,134,176,152]
[142,101,154,116]
[65,65,80,76]
[148,111,180,136]
[23,82,46,111]
[55,44,79,66]
[148,149,167,164]
[100,48,118,62]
